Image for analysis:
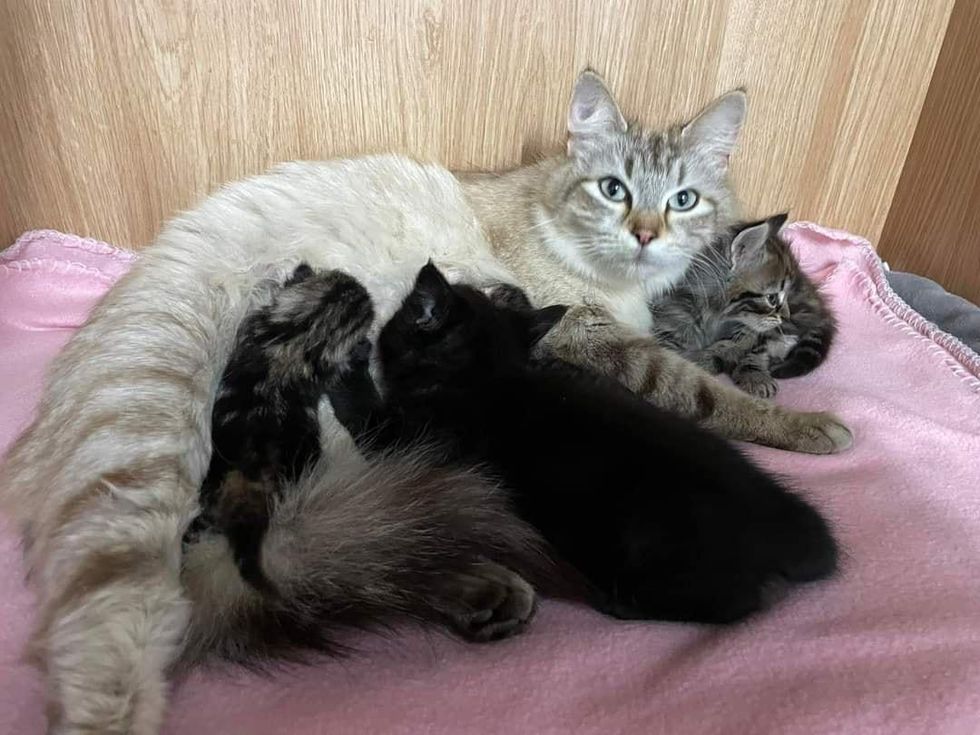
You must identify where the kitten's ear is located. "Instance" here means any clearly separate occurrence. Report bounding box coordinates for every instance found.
[486,283,533,311]
[768,212,790,233]
[285,263,316,286]
[407,261,455,331]
[526,304,569,345]
[567,70,627,156]
[682,90,747,166]
[730,221,770,271]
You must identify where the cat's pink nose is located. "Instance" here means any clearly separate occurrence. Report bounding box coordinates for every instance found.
[633,228,655,247]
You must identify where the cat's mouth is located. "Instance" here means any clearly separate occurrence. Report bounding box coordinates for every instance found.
[634,241,680,268]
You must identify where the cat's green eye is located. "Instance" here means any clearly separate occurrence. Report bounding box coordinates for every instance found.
[599,177,629,203]
[766,293,783,308]
[667,189,699,211]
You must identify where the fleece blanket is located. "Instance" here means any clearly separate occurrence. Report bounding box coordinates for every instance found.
[1,226,978,735]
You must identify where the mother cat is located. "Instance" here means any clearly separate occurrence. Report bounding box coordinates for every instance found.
[0,72,850,733]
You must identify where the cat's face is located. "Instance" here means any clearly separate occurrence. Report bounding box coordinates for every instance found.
[726,215,795,327]
[542,72,745,294]
[378,264,567,394]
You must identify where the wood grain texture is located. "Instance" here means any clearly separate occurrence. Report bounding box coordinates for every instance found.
[0,0,954,249]
[879,0,980,304]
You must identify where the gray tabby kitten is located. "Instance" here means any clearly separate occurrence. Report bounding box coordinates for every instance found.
[650,214,837,398]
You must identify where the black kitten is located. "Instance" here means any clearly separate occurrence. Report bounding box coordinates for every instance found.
[187,264,374,592]
[345,263,839,624]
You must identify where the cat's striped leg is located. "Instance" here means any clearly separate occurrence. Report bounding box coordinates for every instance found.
[20,464,194,735]
[540,305,852,454]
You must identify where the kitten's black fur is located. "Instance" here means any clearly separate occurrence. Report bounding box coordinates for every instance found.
[187,264,374,592]
[343,263,839,624]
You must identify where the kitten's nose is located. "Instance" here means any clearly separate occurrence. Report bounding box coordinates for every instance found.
[633,228,656,247]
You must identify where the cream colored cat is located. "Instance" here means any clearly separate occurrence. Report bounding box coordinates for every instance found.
[0,73,849,734]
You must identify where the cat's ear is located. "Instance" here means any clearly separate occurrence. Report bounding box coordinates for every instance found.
[526,304,569,346]
[567,70,627,156]
[768,212,790,233]
[407,261,455,331]
[682,90,747,166]
[730,221,770,271]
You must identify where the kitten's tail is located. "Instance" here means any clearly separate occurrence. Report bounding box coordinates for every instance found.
[180,445,551,667]
[770,320,836,379]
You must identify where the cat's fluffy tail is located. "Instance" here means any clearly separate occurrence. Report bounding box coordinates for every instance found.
[180,445,549,666]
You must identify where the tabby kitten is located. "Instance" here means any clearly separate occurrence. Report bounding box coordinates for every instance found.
[187,264,375,593]
[650,214,837,398]
[345,263,838,624]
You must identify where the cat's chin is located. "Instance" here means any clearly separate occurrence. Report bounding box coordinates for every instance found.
[634,248,693,295]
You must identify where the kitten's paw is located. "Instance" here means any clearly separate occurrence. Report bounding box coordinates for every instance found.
[790,412,853,454]
[444,561,537,642]
[736,372,778,398]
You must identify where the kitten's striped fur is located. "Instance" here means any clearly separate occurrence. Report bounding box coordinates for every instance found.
[649,215,837,398]
[188,265,377,593]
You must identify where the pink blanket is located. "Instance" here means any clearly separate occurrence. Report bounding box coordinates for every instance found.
[1,226,979,735]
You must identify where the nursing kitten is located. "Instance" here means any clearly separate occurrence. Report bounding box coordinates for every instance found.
[1,74,848,732]
[183,263,545,656]
[650,214,837,397]
[346,263,838,624]
[187,264,375,593]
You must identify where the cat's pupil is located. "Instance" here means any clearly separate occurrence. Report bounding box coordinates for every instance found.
[676,191,689,207]
[767,293,781,308]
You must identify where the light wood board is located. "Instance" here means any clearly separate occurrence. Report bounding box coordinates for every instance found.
[0,0,954,251]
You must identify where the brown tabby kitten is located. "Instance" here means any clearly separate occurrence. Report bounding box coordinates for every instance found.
[185,264,375,593]
[649,214,837,398]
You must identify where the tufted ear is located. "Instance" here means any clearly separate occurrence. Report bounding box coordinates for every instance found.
[682,90,747,167]
[730,220,770,272]
[404,261,456,331]
[567,70,627,156]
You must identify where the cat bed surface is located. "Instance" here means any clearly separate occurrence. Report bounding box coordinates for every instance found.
[1,226,978,735]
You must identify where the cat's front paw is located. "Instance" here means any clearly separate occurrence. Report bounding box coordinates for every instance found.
[443,561,537,642]
[790,411,854,454]
[735,371,778,398]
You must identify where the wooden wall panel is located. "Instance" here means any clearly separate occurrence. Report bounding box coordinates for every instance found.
[0,0,953,250]
[879,0,980,304]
